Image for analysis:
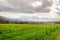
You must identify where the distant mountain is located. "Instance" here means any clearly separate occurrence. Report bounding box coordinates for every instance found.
[0,15,60,24]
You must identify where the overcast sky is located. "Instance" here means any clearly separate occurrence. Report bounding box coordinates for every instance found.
[0,0,60,22]
[0,0,60,13]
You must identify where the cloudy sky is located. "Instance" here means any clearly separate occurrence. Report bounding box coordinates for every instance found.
[0,0,60,13]
[0,0,60,22]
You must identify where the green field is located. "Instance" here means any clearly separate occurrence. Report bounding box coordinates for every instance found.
[0,24,60,40]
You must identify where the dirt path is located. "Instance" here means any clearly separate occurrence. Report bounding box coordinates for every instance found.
[56,31,60,40]
[57,36,60,40]
[50,30,60,40]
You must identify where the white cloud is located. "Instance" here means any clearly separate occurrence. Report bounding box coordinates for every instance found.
[31,1,43,7]
[0,0,9,6]
[0,0,20,9]
[0,0,60,12]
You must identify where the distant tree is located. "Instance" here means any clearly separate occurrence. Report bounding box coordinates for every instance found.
[0,18,5,23]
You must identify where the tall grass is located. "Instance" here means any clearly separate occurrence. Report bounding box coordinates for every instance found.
[0,24,60,40]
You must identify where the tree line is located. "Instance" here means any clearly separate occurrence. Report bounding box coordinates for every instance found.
[0,18,60,24]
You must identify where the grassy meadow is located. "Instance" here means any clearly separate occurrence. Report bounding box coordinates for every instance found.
[0,24,60,40]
